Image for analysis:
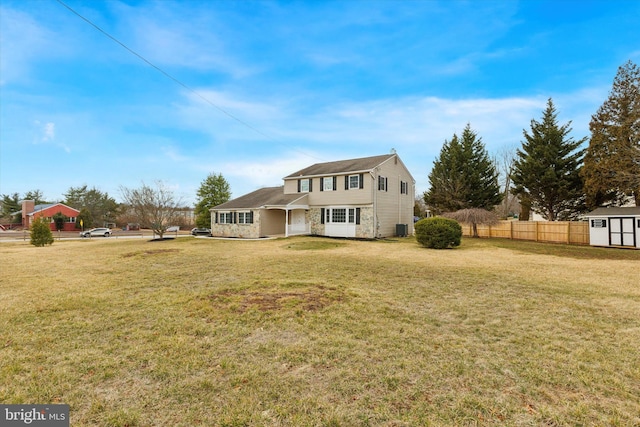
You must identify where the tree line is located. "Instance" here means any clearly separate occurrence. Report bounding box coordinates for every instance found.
[424,60,639,232]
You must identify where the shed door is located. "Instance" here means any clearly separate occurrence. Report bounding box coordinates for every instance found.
[609,217,636,247]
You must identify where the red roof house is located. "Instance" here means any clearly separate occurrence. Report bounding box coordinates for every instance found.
[18,200,80,231]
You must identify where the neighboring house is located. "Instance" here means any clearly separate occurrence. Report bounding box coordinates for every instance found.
[16,200,80,231]
[585,206,640,249]
[211,153,415,239]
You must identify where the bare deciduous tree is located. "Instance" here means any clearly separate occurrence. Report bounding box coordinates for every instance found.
[493,146,520,219]
[120,181,183,239]
[444,208,500,238]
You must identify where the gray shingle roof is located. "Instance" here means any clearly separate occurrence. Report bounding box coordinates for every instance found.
[586,207,640,216]
[284,154,395,178]
[212,186,308,210]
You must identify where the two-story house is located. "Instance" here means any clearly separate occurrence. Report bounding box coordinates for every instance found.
[210,153,415,239]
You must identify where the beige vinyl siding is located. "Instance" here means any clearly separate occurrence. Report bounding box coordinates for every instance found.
[284,175,374,205]
[259,209,286,235]
[372,156,415,237]
[283,179,300,194]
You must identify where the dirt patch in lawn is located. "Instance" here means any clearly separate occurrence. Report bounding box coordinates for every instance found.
[208,285,345,312]
[121,248,181,258]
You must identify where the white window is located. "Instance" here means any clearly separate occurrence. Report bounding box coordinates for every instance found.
[219,212,232,224]
[331,208,346,223]
[323,177,334,191]
[378,176,388,191]
[300,179,310,192]
[238,212,253,224]
[400,181,408,195]
[349,175,360,189]
[322,207,361,225]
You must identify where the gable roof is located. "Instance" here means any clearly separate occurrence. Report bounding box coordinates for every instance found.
[284,154,395,178]
[212,186,308,210]
[586,207,640,216]
[16,203,80,216]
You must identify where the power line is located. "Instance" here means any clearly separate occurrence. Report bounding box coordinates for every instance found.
[54,0,325,161]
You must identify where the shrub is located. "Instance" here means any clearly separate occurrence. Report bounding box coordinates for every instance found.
[415,217,462,249]
[30,217,54,247]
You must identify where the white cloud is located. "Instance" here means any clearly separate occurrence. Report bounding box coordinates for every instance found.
[42,122,55,142]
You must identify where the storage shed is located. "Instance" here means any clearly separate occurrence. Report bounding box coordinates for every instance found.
[585,207,640,249]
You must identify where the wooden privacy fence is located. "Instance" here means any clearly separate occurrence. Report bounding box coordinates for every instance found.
[461,220,590,245]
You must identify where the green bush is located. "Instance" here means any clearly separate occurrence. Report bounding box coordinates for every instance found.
[415,217,462,249]
[30,217,54,247]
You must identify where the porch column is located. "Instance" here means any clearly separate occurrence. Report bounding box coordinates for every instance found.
[285,208,289,238]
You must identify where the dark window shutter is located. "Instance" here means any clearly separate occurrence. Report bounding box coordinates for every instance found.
[385,177,388,192]
[320,178,324,192]
[356,208,361,225]
[345,176,349,190]
[359,174,364,189]
[333,176,337,191]
[233,212,237,223]
[215,212,218,224]
[297,179,301,192]
[321,208,325,224]
[249,211,253,224]
[309,179,313,192]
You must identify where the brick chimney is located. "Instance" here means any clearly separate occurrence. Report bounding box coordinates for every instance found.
[21,200,35,228]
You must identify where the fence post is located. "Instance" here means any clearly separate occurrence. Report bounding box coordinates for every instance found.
[510,220,514,240]
[535,221,539,242]
[567,222,571,244]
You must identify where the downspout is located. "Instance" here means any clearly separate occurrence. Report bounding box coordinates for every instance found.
[398,174,401,224]
[370,169,379,238]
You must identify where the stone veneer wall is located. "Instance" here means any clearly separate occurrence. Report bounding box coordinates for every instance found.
[309,206,375,239]
[355,206,374,239]
[211,210,261,238]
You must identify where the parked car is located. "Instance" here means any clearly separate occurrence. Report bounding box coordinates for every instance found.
[166,226,180,232]
[191,228,212,236]
[80,228,111,237]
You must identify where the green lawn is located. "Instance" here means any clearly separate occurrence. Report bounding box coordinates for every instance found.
[1,236,639,426]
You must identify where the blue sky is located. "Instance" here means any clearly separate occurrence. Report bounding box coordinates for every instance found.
[1,0,639,206]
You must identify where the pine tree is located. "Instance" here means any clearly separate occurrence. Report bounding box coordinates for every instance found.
[195,173,231,228]
[424,124,502,214]
[30,217,54,247]
[581,60,640,208]
[511,99,586,220]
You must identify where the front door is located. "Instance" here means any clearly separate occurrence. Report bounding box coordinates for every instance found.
[609,217,636,247]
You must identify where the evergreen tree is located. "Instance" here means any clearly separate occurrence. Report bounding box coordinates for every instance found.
[194,173,231,228]
[581,60,640,208]
[424,124,502,214]
[64,185,119,228]
[30,217,54,247]
[1,193,21,222]
[511,99,586,221]
[23,189,47,204]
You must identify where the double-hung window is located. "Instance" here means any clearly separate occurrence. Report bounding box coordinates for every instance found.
[238,211,253,224]
[321,176,336,191]
[345,174,364,190]
[400,181,408,195]
[298,178,312,192]
[378,176,388,191]
[349,175,359,189]
[219,212,232,224]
